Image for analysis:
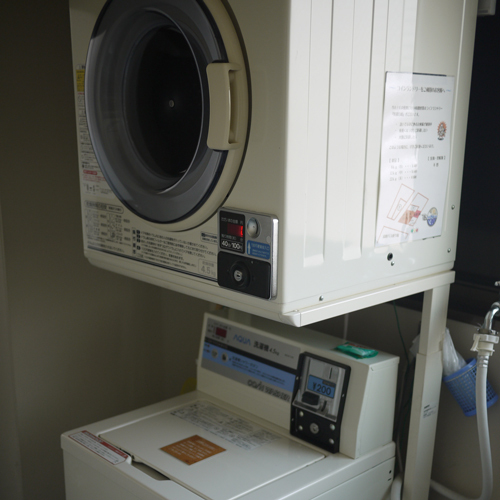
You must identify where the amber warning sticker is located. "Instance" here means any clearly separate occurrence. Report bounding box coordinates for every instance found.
[75,67,85,93]
[161,435,225,465]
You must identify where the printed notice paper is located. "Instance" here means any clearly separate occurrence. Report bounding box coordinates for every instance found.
[375,73,455,247]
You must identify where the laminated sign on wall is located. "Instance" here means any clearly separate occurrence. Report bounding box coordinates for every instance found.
[376,73,455,247]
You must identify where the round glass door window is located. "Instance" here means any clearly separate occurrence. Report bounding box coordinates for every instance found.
[85,0,249,227]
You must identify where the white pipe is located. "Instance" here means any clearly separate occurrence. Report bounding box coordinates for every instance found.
[392,355,494,500]
[477,356,494,500]
[429,355,493,500]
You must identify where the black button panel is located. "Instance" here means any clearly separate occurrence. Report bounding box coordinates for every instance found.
[217,253,271,299]
[217,208,278,300]
[291,353,351,454]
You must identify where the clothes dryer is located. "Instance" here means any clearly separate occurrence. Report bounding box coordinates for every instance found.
[69,0,477,325]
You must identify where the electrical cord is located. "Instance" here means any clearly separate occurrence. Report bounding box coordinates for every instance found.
[392,302,413,474]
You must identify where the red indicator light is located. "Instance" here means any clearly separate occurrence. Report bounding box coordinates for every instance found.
[215,327,227,338]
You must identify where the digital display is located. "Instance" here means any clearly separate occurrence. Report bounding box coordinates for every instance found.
[215,327,227,338]
[307,375,335,399]
[219,211,245,253]
[227,222,244,238]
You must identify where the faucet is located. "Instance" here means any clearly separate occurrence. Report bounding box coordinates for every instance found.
[478,282,500,334]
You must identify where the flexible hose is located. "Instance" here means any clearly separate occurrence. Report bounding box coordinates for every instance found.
[430,354,493,500]
[392,355,493,500]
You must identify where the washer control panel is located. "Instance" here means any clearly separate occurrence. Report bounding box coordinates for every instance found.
[291,353,350,453]
[217,208,278,299]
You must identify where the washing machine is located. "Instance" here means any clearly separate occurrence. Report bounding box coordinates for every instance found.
[69,0,477,326]
[62,311,399,500]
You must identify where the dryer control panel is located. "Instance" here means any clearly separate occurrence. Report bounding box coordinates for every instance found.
[217,208,278,299]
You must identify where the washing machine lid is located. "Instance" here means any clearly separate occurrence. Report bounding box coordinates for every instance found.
[85,0,249,229]
[100,400,324,500]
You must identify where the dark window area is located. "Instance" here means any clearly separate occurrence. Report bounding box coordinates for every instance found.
[450,13,500,319]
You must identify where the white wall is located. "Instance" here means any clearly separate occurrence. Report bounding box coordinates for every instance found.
[1,1,498,500]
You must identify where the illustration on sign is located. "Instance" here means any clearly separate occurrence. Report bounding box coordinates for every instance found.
[375,73,455,247]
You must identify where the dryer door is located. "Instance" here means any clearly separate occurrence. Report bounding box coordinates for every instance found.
[85,0,249,230]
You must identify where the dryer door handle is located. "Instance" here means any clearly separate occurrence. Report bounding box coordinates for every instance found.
[206,62,247,151]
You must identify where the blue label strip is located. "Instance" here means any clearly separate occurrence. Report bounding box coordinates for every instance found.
[203,342,295,393]
[246,241,271,260]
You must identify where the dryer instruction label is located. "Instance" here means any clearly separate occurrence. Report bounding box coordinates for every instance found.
[83,201,217,281]
[75,66,114,200]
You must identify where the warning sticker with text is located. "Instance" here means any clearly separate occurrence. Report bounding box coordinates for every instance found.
[69,431,129,465]
[161,435,225,465]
